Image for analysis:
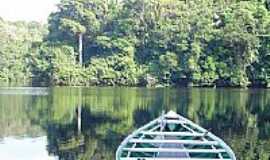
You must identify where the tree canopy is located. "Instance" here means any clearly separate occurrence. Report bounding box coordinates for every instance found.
[1,0,270,87]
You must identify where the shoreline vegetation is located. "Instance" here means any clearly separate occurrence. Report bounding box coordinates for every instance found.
[1,0,270,88]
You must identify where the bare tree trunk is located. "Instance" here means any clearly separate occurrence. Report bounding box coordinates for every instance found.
[78,33,83,65]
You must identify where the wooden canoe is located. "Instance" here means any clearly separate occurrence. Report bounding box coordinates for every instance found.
[116,111,236,160]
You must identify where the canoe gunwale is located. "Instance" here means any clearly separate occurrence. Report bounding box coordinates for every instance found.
[116,117,160,159]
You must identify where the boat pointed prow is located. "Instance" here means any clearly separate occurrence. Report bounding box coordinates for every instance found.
[165,110,179,118]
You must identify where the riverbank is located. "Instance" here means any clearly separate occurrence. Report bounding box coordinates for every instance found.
[1,78,270,88]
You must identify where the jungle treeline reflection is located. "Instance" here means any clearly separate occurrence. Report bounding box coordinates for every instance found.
[0,87,269,159]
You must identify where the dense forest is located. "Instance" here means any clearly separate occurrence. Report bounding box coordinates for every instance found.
[1,0,270,87]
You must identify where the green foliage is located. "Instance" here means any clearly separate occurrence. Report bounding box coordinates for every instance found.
[31,43,88,85]
[200,56,218,84]
[60,18,86,34]
[87,37,143,86]
[0,20,47,83]
[2,0,270,87]
[148,52,179,84]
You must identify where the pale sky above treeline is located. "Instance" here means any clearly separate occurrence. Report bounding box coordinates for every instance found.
[0,0,59,23]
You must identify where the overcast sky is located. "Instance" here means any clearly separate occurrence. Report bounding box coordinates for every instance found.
[0,0,59,22]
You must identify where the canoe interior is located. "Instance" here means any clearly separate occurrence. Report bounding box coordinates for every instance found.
[116,111,236,160]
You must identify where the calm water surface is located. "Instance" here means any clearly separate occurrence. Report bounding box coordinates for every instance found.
[0,87,269,160]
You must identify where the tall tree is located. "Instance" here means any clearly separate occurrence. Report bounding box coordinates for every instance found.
[60,18,86,65]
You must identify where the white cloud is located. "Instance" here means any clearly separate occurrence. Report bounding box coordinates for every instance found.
[0,0,59,22]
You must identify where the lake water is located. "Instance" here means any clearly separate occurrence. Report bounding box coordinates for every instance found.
[0,87,269,160]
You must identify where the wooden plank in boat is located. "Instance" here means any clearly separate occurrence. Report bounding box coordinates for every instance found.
[141,131,205,137]
[129,139,219,145]
[122,148,226,153]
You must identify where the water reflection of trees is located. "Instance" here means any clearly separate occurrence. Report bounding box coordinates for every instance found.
[45,108,120,160]
[0,94,43,138]
[0,87,270,159]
